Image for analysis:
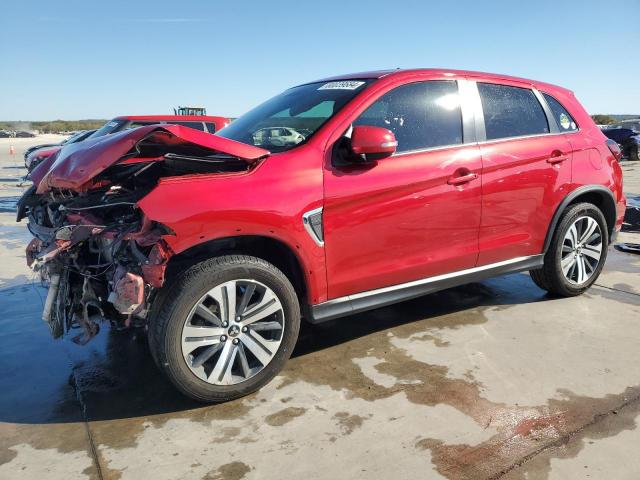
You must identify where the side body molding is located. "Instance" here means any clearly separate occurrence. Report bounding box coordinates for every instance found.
[309,255,544,323]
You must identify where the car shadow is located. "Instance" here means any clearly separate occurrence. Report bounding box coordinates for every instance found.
[0,272,552,424]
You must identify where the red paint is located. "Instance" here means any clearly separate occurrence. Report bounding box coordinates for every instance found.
[477,134,573,264]
[30,69,626,306]
[27,114,230,179]
[350,126,397,157]
[35,125,269,193]
[323,143,483,298]
[110,114,228,124]
[141,242,173,288]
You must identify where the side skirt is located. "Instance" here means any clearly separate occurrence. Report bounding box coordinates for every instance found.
[309,255,544,324]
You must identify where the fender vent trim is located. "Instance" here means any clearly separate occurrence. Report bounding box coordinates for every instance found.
[302,207,324,247]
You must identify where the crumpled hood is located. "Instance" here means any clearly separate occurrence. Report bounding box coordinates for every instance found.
[32,125,270,193]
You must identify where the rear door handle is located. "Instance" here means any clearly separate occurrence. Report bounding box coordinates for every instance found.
[547,151,569,164]
[447,173,478,185]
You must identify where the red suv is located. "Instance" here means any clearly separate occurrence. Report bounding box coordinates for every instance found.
[24,114,230,172]
[20,69,625,402]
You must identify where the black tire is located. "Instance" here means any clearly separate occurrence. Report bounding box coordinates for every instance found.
[530,202,608,296]
[628,144,639,162]
[149,255,300,402]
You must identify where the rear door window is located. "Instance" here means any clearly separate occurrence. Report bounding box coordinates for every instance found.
[477,83,549,140]
[125,121,158,130]
[354,80,463,152]
[542,93,578,131]
[171,121,206,131]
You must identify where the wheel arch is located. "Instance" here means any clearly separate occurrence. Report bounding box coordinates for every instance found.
[543,185,617,252]
[163,235,310,306]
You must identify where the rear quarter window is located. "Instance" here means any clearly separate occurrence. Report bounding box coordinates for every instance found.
[478,83,549,140]
[542,93,578,132]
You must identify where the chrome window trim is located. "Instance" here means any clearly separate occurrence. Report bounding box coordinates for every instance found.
[349,80,582,159]
[302,207,324,247]
[392,142,465,157]
[310,254,544,323]
[475,131,560,146]
[392,130,578,156]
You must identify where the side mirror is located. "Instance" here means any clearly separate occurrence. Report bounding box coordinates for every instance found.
[350,125,397,162]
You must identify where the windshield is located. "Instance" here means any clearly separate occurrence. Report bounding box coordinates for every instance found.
[89,119,126,139]
[217,80,373,152]
[61,130,87,145]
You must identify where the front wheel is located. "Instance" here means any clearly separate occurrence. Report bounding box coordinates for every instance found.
[149,255,300,402]
[628,145,639,162]
[530,202,608,296]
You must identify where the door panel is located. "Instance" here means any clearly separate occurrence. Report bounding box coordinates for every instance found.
[478,134,573,265]
[324,144,482,299]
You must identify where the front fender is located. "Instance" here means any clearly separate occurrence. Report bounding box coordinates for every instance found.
[136,151,327,303]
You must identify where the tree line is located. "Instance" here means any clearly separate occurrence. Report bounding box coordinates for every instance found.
[0,120,107,133]
[590,115,617,125]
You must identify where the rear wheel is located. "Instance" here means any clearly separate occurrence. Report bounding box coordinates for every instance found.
[628,145,639,162]
[149,255,300,402]
[530,203,608,296]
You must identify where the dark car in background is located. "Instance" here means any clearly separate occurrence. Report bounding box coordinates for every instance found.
[603,122,640,161]
[24,129,96,167]
[25,130,97,171]
[14,131,36,138]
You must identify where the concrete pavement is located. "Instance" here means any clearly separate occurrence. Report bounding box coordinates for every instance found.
[0,137,638,480]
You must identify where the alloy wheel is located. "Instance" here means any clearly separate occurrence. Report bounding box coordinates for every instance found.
[180,279,284,385]
[561,216,603,285]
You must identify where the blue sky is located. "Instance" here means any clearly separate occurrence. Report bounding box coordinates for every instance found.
[1,0,638,120]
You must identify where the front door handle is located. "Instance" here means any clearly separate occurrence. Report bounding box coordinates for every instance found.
[447,172,478,186]
[547,150,569,164]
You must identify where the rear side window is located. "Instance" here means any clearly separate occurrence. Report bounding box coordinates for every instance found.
[172,121,206,131]
[124,121,158,130]
[355,80,462,152]
[205,122,216,133]
[542,93,578,132]
[478,83,549,140]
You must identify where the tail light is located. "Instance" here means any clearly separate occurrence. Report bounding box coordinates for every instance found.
[606,139,622,161]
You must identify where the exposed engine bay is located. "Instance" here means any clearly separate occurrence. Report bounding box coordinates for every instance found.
[18,126,266,343]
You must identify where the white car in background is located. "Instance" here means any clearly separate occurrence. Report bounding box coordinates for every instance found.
[252,126,305,147]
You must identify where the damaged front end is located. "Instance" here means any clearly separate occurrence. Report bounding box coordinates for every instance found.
[19,125,268,343]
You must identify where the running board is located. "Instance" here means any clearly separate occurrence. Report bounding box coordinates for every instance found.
[309,255,544,324]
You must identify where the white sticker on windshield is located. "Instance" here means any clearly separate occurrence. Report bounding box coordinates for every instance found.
[107,121,119,127]
[318,81,365,90]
